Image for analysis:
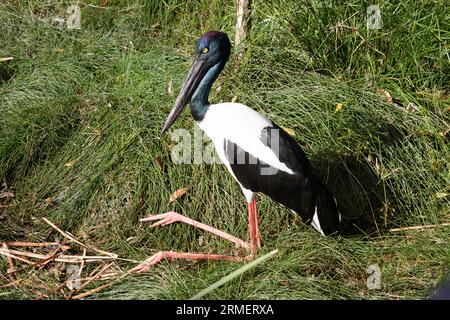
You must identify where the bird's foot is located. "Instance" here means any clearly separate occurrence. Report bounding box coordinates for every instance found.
[131,251,169,273]
[131,251,251,273]
[254,236,262,252]
[134,210,261,272]
[140,211,184,227]
[140,211,249,250]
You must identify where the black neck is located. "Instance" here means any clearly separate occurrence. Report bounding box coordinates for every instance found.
[190,61,225,121]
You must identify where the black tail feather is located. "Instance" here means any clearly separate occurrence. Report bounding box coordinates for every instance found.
[310,177,341,235]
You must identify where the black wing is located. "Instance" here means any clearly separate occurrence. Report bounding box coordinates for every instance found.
[224,123,340,235]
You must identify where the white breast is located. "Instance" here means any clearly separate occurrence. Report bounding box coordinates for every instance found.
[197,103,294,175]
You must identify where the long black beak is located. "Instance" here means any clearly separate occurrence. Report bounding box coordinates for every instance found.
[161,57,208,134]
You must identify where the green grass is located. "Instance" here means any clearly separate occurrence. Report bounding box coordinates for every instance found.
[0,1,449,299]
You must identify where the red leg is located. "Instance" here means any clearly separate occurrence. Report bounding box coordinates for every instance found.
[131,251,252,273]
[140,211,249,250]
[248,198,261,256]
[134,202,263,272]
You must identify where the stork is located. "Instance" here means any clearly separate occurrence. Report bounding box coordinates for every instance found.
[133,31,341,272]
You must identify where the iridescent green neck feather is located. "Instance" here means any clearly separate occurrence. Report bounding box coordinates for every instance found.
[190,61,225,121]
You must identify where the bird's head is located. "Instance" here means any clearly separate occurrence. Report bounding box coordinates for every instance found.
[194,31,231,68]
[161,31,231,134]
